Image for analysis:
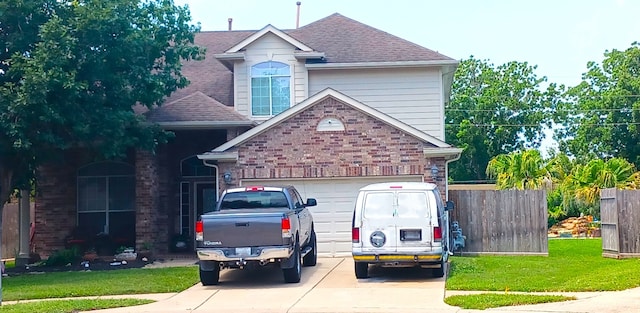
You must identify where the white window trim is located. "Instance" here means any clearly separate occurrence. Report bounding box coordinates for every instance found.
[248,60,294,119]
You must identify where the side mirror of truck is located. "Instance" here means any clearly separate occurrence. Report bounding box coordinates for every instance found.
[445,200,455,211]
[306,198,317,207]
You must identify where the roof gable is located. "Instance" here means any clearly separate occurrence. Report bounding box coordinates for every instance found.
[204,88,450,155]
[225,24,314,53]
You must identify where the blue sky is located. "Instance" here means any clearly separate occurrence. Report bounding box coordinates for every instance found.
[174,0,640,87]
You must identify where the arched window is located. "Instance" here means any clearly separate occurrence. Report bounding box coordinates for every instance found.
[251,61,291,116]
[77,162,135,246]
[181,155,214,177]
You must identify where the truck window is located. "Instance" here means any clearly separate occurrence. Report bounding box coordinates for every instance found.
[363,192,395,218]
[397,192,430,218]
[219,191,289,210]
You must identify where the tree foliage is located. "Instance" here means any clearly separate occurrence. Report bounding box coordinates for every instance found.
[558,42,640,166]
[0,0,203,301]
[0,0,204,205]
[446,57,562,182]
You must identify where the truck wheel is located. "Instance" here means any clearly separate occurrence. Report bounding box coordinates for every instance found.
[199,261,220,286]
[432,259,445,278]
[283,241,301,283]
[354,262,368,279]
[303,230,317,267]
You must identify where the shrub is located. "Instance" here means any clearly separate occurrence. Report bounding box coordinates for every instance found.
[44,247,80,266]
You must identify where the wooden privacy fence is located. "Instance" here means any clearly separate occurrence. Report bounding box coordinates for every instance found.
[2,202,19,259]
[600,188,640,259]
[449,190,548,256]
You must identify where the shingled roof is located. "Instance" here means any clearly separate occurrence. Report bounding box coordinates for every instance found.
[148,13,454,124]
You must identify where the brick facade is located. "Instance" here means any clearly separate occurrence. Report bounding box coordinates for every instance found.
[222,97,447,192]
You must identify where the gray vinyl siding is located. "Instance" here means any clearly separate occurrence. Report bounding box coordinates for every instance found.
[233,33,307,119]
[308,67,445,140]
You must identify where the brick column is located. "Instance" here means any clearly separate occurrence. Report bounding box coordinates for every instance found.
[135,150,165,254]
[35,163,77,258]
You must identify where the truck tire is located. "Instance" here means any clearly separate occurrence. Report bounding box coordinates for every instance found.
[199,261,220,286]
[303,230,317,267]
[283,241,301,283]
[354,262,368,279]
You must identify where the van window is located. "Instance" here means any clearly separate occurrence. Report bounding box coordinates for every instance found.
[363,192,395,218]
[397,192,430,218]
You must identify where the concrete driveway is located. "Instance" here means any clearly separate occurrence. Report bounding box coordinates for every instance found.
[91,257,454,313]
[87,257,640,313]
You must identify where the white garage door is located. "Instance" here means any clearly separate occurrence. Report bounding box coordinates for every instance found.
[242,176,423,257]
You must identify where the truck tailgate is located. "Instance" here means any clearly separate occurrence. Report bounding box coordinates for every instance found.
[201,209,287,248]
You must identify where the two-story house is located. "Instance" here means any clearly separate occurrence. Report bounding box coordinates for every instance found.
[33,13,461,258]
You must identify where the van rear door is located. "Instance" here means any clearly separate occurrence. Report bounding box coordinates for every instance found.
[360,191,398,252]
[395,190,435,253]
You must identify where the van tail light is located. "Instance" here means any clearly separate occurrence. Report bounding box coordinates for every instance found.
[433,226,442,241]
[352,227,360,243]
[195,221,203,241]
[281,216,292,238]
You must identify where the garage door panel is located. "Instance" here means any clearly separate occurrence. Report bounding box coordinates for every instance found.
[242,176,423,256]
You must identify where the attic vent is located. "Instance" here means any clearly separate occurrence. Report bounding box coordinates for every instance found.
[317,117,345,132]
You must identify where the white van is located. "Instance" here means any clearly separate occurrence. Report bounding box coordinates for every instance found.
[351,182,454,278]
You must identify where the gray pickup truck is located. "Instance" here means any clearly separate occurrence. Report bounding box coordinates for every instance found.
[195,185,318,285]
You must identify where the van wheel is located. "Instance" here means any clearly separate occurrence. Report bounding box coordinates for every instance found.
[283,241,301,283]
[303,230,317,267]
[199,262,220,286]
[354,262,368,279]
[432,260,445,278]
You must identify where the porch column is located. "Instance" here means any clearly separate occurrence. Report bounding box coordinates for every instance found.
[16,189,30,267]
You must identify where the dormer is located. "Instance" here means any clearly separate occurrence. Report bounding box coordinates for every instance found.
[214,25,325,121]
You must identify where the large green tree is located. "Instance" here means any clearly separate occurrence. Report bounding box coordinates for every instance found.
[0,0,204,301]
[446,57,562,182]
[558,43,640,166]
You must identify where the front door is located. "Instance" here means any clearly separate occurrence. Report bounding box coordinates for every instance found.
[194,182,216,220]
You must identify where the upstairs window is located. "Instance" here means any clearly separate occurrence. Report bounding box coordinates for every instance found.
[251,61,291,116]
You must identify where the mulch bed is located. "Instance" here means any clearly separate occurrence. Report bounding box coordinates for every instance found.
[3,258,153,276]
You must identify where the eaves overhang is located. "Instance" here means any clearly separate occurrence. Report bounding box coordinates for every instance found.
[305,60,459,70]
[423,147,464,160]
[197,151,238,161]
[157,121,257,130]
[294,51,326,60]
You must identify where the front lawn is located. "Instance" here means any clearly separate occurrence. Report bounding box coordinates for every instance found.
[2,266,198,301]
[446,238,640,292]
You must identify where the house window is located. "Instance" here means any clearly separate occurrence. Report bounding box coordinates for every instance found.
[77,162,135,242]
[251,61,291,116]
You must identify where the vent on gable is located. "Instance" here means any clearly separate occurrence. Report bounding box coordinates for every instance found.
[317,117,345,132]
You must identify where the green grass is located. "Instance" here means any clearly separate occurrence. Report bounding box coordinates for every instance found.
[0,299,153,313]
[2,266,199,301]
[445,293,575,310]
[447,238,640,292]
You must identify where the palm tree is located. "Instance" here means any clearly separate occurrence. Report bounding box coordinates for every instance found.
[562,157,639,217]
[486,149,549,190]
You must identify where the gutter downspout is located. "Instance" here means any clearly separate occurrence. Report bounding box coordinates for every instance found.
[445,152,462,201]
[201,160,220,197]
